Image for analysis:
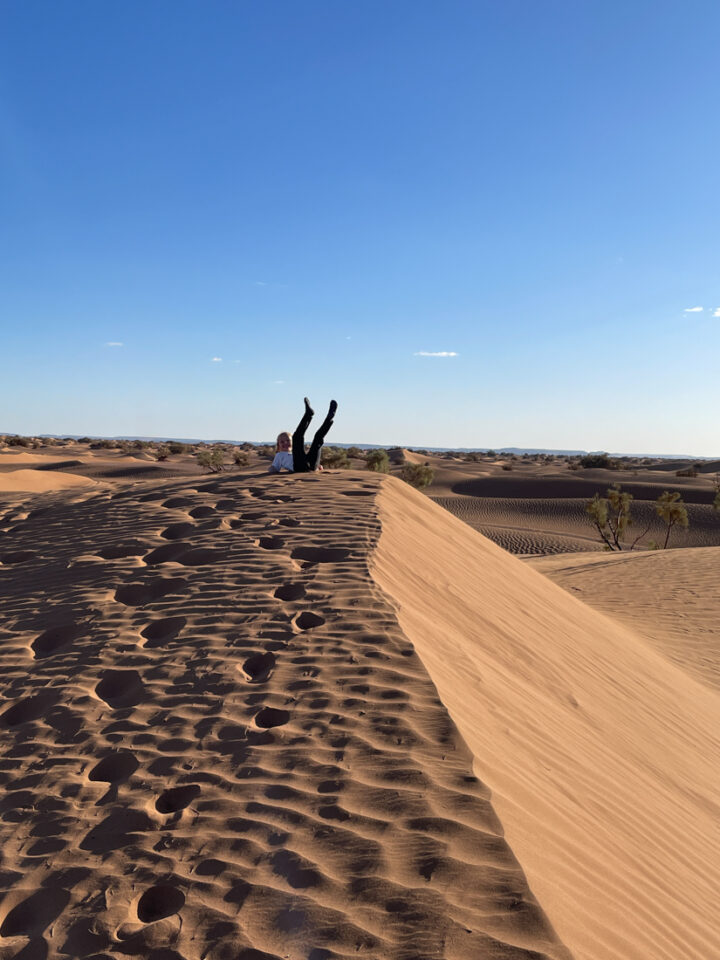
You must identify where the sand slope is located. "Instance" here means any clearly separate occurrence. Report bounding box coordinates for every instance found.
[528,547,720,691]
[0,469,97,493]
[0,472,570,960]
[372,479,720,960]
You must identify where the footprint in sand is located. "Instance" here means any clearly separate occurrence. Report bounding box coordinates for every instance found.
[1,690,58,728]
[136,884,185,922]
[241,652,276,683]
[290,546,351,563]
[155,784,201,814]
[95,670,145,708]
[188,505,216,519]
[31,623,82,659]
[140,616,186,648]
[89,750,139,784]
[114,577,188,607]
[294,611,325,631]
[254,706,290,729]
[1,550,37,564]
[274,583,307,601]
[258,536,285,551]
[161,522,196,540]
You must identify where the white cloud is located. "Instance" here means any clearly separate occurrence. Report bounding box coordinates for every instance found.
[273,379,285,384]
[211,357,223,362]
[684,306,703,313]
[254,281,268,286]
[713,308,720,318]
[105,341,123,347]
[414,351,459,357]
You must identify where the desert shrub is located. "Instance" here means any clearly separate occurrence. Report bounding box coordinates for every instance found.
[485,450,497,457]
[6,436,31,447]
[155,444,170,461]
[168,442,189,455]
[346,447,364,460]
[655,490,689,548]
[586,484,634,551]
[90,439,116,449]
[675,467,698,478]
[196,448,224,473]
[232,449,250,467]
[321,446,350,469]
[400,463,434,488]
[254,445,275,460]
[568,463,581,471]
[580,453,615,469]
[366,449,390,473]
[501,463,513,471]
[77,437,91,444]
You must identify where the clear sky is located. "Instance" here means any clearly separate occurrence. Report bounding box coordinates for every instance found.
[1,1,718,455]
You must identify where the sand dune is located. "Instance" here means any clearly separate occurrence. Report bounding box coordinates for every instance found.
[372,479,720,960]
[0,468,97,493]
[529,547,720,691]
[0,471,571,960]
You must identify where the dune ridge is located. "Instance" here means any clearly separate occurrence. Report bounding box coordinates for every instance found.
[0,473,570,960]
[371,479,720,960]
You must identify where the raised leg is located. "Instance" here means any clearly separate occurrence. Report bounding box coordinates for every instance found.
[306,399,337,470]
[292,398,314,472]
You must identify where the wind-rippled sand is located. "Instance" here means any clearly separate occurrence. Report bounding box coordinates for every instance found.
[0,472,573,960]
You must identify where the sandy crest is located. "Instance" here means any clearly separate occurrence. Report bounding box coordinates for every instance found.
[0,472,570,960]
[371,478,720,960]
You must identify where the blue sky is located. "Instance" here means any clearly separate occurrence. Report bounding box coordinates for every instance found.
[1,0,718,454]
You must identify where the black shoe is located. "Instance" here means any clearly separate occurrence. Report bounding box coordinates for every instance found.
[304,397,315,417]
[328,399,338,417]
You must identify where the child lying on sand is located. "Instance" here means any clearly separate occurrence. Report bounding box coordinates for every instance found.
[269,398,337,474]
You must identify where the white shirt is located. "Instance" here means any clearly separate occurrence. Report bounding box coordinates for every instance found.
[271,451,294,472]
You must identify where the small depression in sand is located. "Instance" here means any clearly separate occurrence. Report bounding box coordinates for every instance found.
[161,521,196,540]
[140,616,186,648]
[1,690,57,728]
[241,652,276,683]
[254,706,290,729]
[95,669,144,708]
[136,884,186,923]
[155,784,201,814]
[274,582,306,601]
[88,750,139,783]
[114,577,188,607]
[32,623,82,659]
[290,546,351,563]
[293,610,325,631]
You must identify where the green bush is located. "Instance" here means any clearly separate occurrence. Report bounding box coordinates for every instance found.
[321,446,350,469]
[365,449,390,473]
[233,449,250,467]
[155,444,170,461]
[168,442,189,455]
[400,463,434,488]
[655,490,689,548]
[7,436,31,447]
[580,453,615,469]
[197,448,225,473]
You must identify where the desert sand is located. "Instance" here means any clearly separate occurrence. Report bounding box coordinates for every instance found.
[1,450,719,960]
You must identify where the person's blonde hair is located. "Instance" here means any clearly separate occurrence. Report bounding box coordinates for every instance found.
[276,431,291,451]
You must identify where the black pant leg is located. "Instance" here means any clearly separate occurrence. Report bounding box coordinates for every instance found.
[306,410,335,470]
[292,409,313,473]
